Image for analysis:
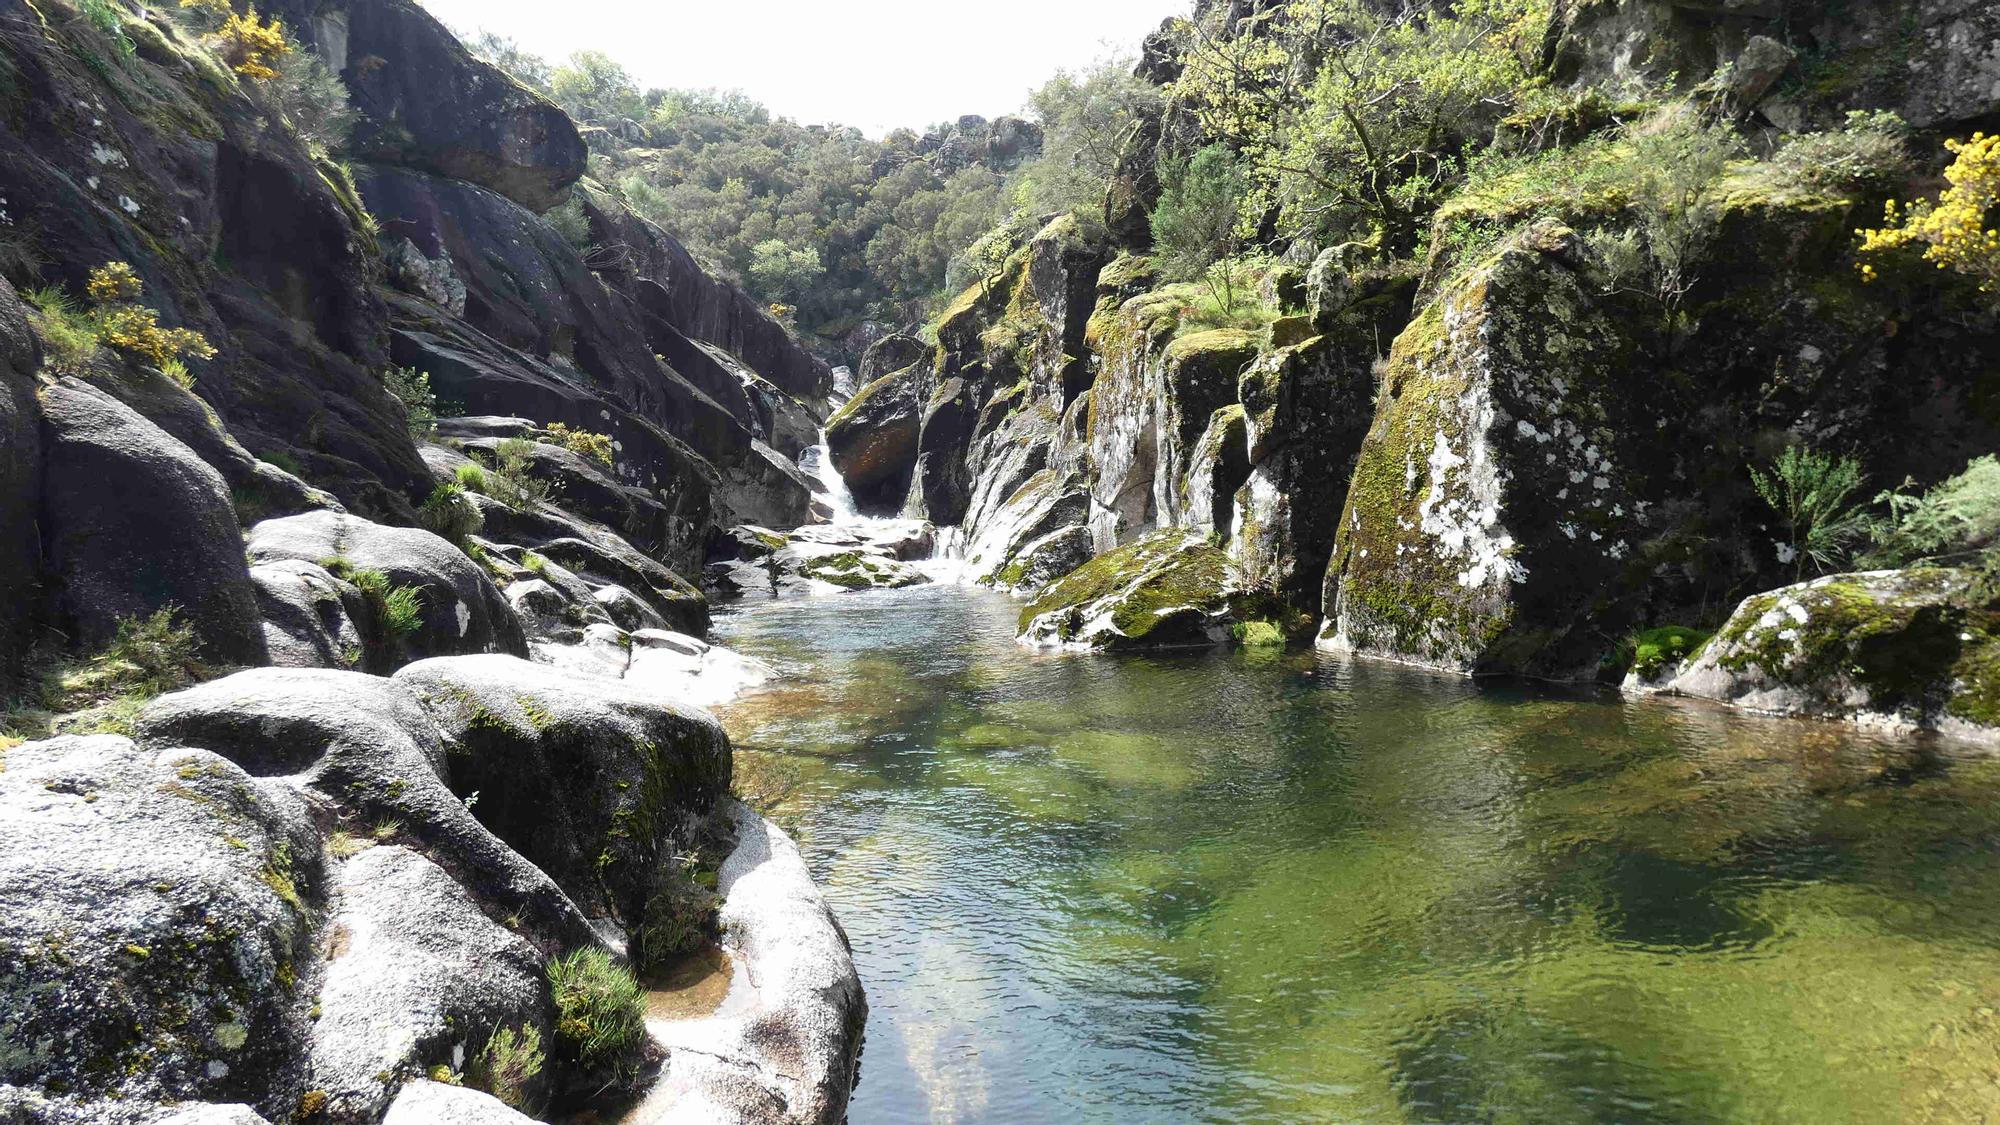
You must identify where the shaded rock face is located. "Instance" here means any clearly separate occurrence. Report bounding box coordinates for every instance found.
[39,380,267,665]
[1669,568,2000,745]
[0,10,428,518]
[1018,532,1243,650]
[269,0,585,211]
[1320,228,1643,678]
[0,736,319,1118]
[247,511,528,666]
[859,334,928,383]
[1548,0,2000,131]
[394,655,731,928]
[825,365,925,513]
[0,279,44,688]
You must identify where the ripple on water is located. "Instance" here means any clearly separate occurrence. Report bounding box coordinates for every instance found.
[713,585,2000,1125]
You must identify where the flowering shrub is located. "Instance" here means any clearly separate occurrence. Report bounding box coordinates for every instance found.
[1858,132,2000,290]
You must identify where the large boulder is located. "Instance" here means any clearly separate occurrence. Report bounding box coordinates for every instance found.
[247,511,528,665]
[248,559,368,670]
[38,379,267,664]
[1018,531,1243,650]
[825,364,926,513]
[309,846,549,1122]
[1669,568,2000,746]
[392,655,731,929]
[1317,225,1641,678]
[381,1081,538,1125]
[134,669,600,952]
[272,0,585,211]
[0,736,319,1118]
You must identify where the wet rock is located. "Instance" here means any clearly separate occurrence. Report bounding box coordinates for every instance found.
[1669,568,2000,745]
[825,364,925,513]
[247,511,528,666]
[0,736,318,1117]
[309,846,548,1122]
[1019,531,1242,650]
[627,803,865,1125]
[39,379,267,664]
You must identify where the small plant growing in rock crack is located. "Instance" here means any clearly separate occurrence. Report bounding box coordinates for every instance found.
[327,561,425,646]
[417,481,484,547]
[105,607,206,694]
[468,1023,545,1113]
[455,463,489,493]
[483,438,560,510]
[1751,445,1872,581]
[383,366,438,438]
[24,263,217,376]
[634,846,721,976]
[545,947,647,1083]
[544,422,614,467]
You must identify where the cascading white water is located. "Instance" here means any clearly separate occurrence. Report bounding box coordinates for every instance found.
[800,430,862,523]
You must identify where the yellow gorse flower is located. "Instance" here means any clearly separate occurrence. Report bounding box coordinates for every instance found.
[1857,132,2000,291]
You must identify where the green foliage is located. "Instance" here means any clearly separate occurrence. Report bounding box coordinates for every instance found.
[467,1024,544,1114]
[1629,626,1711,679]
[1865,455,2000,567]
[455,463,489,492]
[746,240,824,307]
[258,49,357,154]
[1580,106,1744,322]
[416,482,484,547]
[1764,110,1911,196]
[459,28,554,91]
[520,551,549,577]
[542,422,613,467]
[1751,445,1872,579]
[77,0,136,58]
[546,948,647,1078]
[1015,60,1162,221]
[1153,145,1251,311]
[106,607,205,695]
[485,438,558,509]
[383,366,438,437]
[634,848,721,975]
[347,568,424,643]
[22,285,101,372]
[545,196,592,252]
[3,608,207,743]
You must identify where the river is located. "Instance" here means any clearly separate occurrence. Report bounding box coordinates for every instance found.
[712,583,2000,1125]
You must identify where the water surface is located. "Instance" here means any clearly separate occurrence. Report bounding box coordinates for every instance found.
[713,585,2000,1125]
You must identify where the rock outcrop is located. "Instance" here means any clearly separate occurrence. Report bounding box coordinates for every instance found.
[1018,531,1244,650]
[1667,568,2000,745]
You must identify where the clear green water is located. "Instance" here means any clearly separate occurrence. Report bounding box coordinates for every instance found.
[712,585,2000,1125]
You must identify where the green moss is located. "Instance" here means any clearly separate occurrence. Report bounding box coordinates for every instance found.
[826,366,914,431]
[1232,620,1287,647]
[1630,626,1711,679]
[1164,327,1256,365]
[1021,533,1235,643]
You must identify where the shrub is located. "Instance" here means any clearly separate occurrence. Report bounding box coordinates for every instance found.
[544,422,613,467]
[22,285,101,371]
[214,8,290,81]
[261,49,356,154]
[1766,110,1911,196]
[1865,454,2000,567]
[467,1024,544,1113]
[455,463,489,492]
[1750,445,1872,579]
[345,568,424,644]
[382,366,438,437]
[546,197,592,252]
[546,948,646,1077]
[77,0,134,57]
[633,850,720,975]
[1153,145,1250,311]
[417,482,484,546]
[1859,131,2000,291]
[520,551,549,578]
[486,438,558,510]
[32,263,219,373]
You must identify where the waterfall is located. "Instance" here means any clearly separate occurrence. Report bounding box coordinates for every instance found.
[802,430,862,523]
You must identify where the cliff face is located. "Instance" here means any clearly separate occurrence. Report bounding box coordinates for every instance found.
[830,0,2000,704]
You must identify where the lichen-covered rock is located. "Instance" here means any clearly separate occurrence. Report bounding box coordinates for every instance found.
[392,655,731,930]
[624,803,865,1125]
[249,560,367,670]
[134,669,600,952]
[706,524,934,598]
[1019,532,1242,650]
[309,846,548,1122]
[961,468,1096,593]
[39,379,268,665]
[247,512,528,666]
[825,364,926,513]
[1180,404,1249,538]
[1669,569,2000,745]
[1318,224,1643,678]
[0,736,318,1117]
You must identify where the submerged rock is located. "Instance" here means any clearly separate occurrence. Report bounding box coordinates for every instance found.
[1669,568,2000,745]
[1018,531,1242,650]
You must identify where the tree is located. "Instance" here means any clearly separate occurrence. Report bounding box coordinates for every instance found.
[549,50,644,124]
[1018,60,1161,221]
[746,240,825,306]
[1152,145,1249,310]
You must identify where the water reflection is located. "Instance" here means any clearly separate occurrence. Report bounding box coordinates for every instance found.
[714,585,2000,1125]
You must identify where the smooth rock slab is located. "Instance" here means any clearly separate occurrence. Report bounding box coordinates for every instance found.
[380,1080,538,1124]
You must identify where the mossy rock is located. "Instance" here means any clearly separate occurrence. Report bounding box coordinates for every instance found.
[1671,568,2000,744]
[1018,532,1242,651]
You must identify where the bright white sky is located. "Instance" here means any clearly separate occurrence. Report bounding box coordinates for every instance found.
[420,0,1185,137]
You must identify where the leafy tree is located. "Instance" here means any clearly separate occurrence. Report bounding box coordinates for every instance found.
[549,49,645,124]
[1153,145,1249,310]
[1017,61,1161,221]
[747,240,826,306]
